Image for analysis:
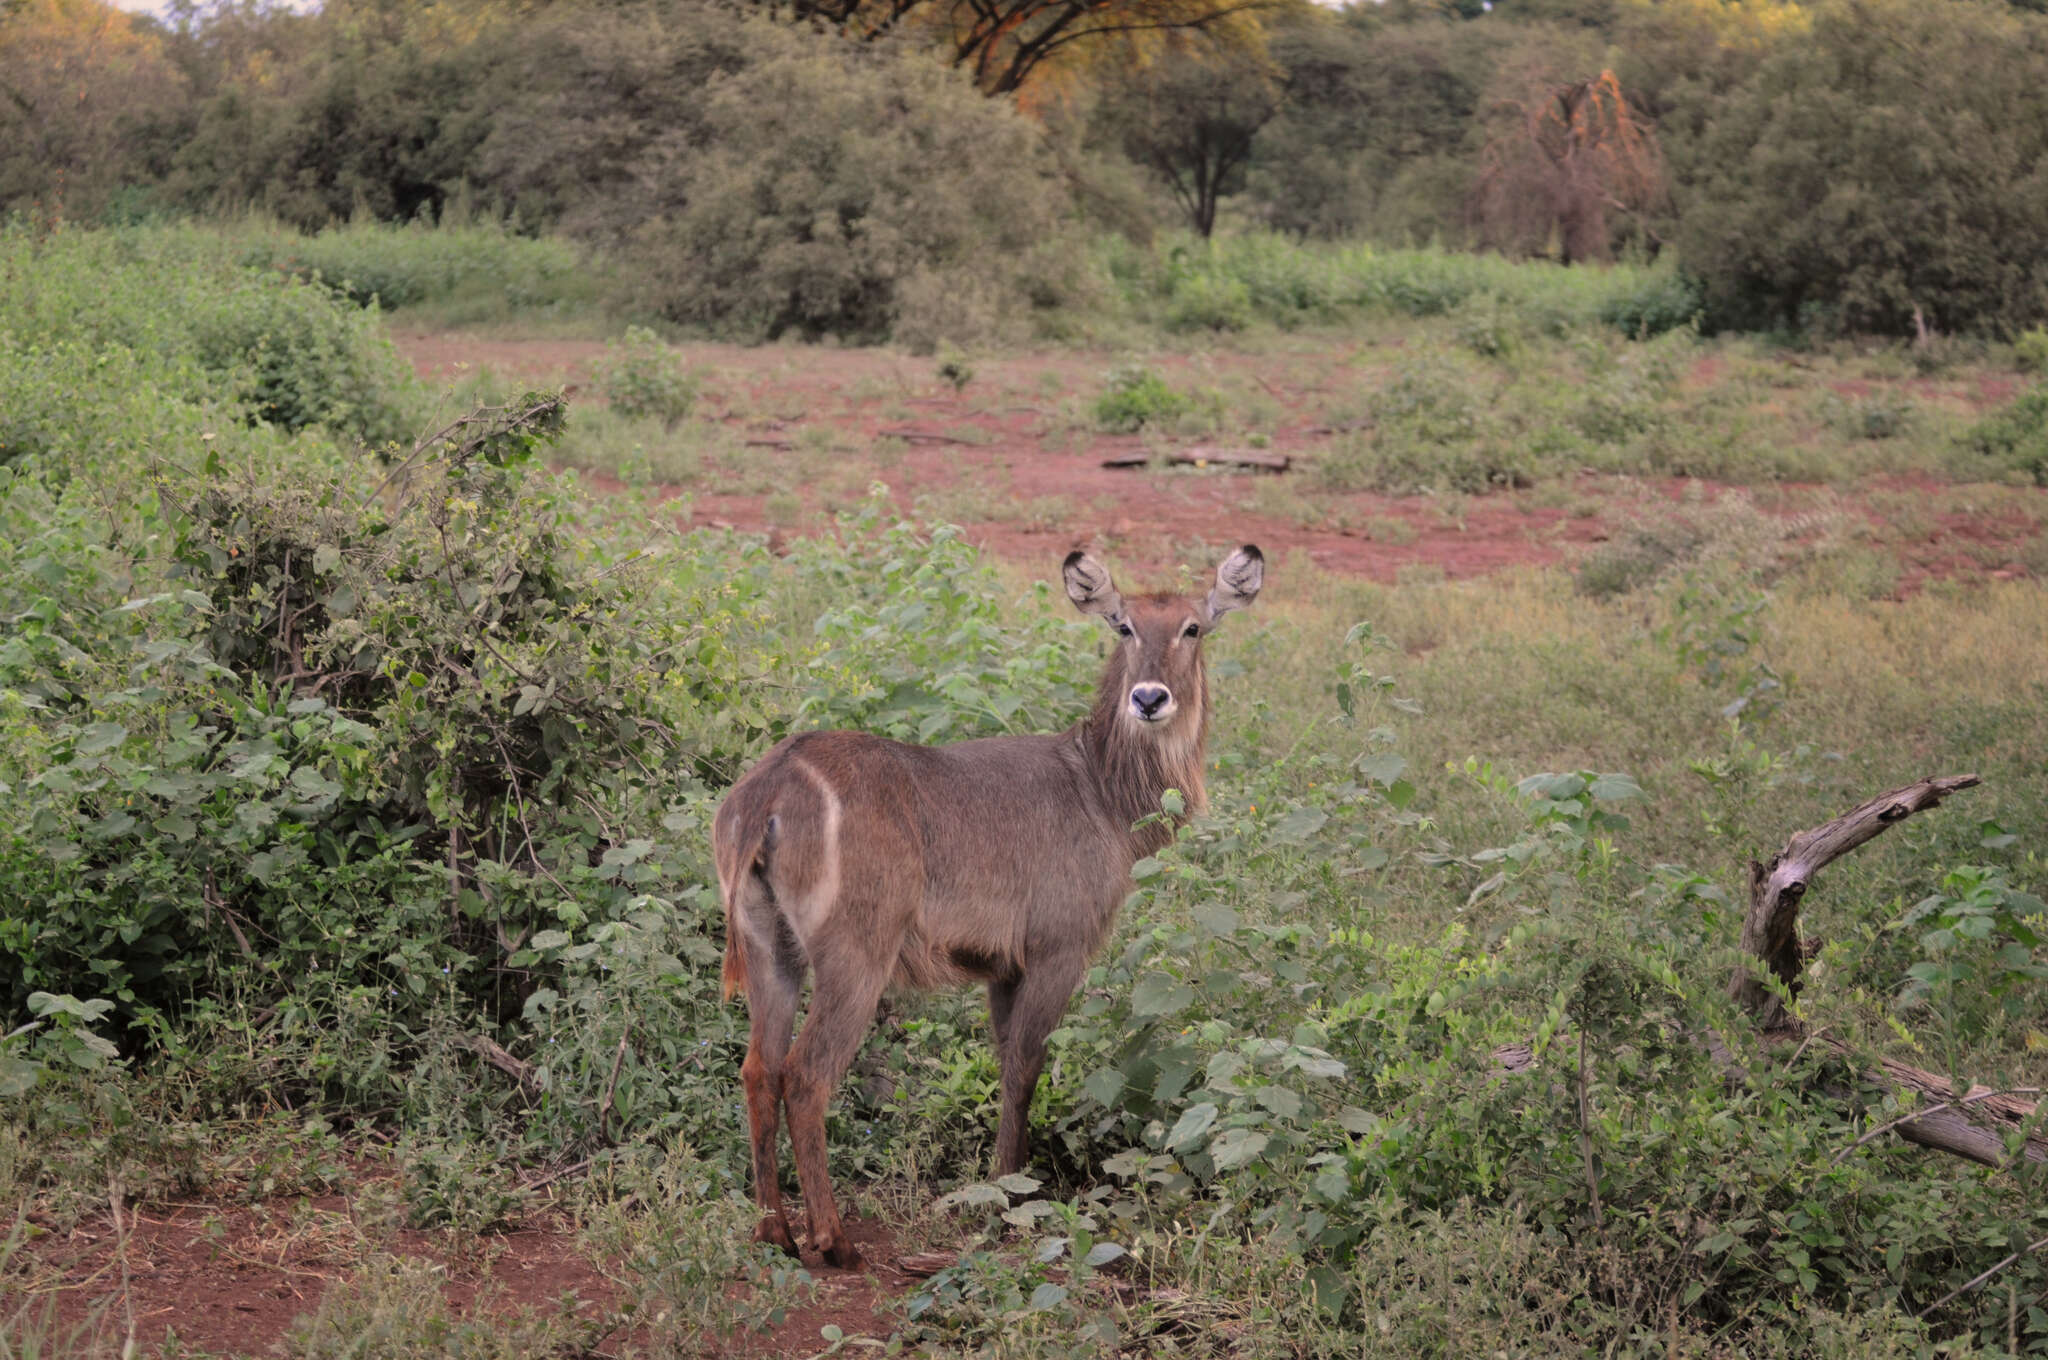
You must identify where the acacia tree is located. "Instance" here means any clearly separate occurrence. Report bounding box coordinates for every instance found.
[1469,66,1667,262]
[1110,42,1280,236]
[776,0,1283,94]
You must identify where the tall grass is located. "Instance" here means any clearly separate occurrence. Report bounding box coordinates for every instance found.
[1098,231,1702,337]
[119,215,609,332]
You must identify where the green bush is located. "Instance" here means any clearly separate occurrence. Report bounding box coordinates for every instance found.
[1959,384,2048,484]
[594,326,696,426]
[1091,364,1196,433]
[1682,0,2048,336]
[0,226,421,453]
[1164,271,1255,333]
[2016,327,2048,374]
[622,24,1074,345]
[1597,269,1703,338]
[232,219,599,321]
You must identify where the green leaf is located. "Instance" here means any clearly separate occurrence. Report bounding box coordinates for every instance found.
[1192,902,1238,938]
[1130,973,1193,1018]
[1083,1242,1126,1268]
[1082,1068,1126,1107]
[529,930,571,951]
[1255,1085,1302,1119]
[1313,1162,1351,1203]
[994,1173,1042,1197]
[1336,1107,1381,1135]
[934,1183,1008,1211]
[73,722,127,757]
[1166,1102,1219,1150]
[1027,1283,1068,1311]
[1587,772,1644,802]
[1274,806,1329,843]
[0,1051,40,1098]
[1130,857,1167,882]
[1356,752,1407,787]
[1207,1128,1269,1171]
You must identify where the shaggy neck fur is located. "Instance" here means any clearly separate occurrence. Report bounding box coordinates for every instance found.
[1079,646,1210,859]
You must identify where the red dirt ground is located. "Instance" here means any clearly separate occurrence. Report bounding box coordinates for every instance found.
[394,331,2045,591]
[25,1182,917,1358]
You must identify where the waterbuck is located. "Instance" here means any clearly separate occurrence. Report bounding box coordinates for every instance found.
[712,544,1264,1268]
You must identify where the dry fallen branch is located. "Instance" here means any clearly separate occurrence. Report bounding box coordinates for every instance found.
[1729,774,1982,1028]
[1101,447,1290,473]
[454,1032,539,1096]
[878,427,981,446]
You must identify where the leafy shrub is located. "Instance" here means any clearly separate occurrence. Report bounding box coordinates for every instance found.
[235,219,594,318]
[622,24,1074,345]
[1451,292,1525,359]
[1959,384,2048,484]
[0,226,421,452]
[1164,271,1255,333]
[1682,0,2048,336]
[1893,865,2047,1046]
[1091,364,1195,433]
[594,326,696,426]
[1820,391,1915,441]
[1597,269,1703,338]
[2016,327,2048,374]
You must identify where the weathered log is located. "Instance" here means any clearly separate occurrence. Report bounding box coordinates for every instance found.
[1101,448,1291,473]
[1729,774,1981,1027]
[1867,1060,2045,1167]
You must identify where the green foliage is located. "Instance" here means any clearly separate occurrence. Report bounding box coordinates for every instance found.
[1959,384,2048,484]
[1106,232,1701,341]
[1682,0,2048,336]
[1893,865,2047,1045]
[2016,327,2048,374]
[619,24,1073,347]
[789,500,1096,746]
[1090,364,1198,433]
[231,218,601,324]
[0,994,125,1100]
[594,326,697,426]
[0,225,422,455]
[1820,391,1916,442]
[581,1141,815,1351]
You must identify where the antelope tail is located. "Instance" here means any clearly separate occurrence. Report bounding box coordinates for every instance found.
[714,800,777,1003]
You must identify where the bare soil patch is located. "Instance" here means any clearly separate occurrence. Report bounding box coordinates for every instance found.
[22,1181,918,1358]
[393,332,2045,594]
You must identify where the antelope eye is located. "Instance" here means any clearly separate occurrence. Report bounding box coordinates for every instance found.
[1116,621,1134,638]
[1183,623,1201,639]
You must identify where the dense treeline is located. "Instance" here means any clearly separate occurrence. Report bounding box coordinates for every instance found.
[5,0,2048,336]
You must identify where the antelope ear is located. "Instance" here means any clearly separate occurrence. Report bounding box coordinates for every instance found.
[1203,544,1264,623]
[1063,550,1124,620]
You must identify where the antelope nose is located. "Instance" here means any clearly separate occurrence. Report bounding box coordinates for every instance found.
[1130,685,1172,720]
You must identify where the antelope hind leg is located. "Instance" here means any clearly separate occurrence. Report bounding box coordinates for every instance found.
[782,945,889,1270]
[740,919,803,1255]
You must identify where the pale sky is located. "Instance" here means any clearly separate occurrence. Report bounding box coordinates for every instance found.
[108,0,321,18]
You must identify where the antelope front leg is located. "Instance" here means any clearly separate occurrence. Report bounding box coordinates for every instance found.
[994,962,1085,1176]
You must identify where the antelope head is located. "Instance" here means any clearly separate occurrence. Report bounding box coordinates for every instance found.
[1063,544,1264,735]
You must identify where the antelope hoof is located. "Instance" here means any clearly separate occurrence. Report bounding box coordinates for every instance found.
[815,1233,866,1271]
[753,1215,800,1257]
